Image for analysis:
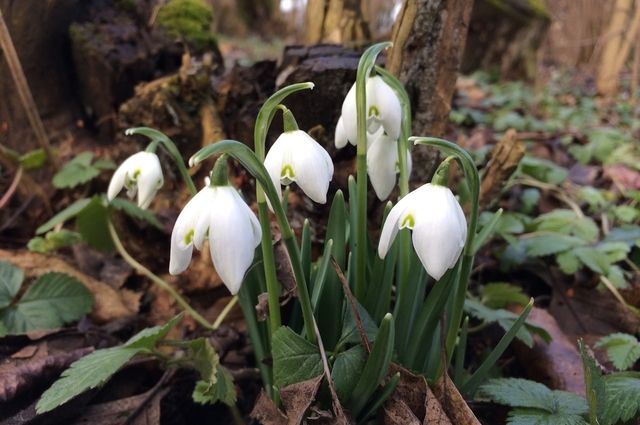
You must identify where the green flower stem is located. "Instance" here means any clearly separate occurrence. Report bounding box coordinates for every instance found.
[189,139,317,343]
[354,42,392,300]
[125,127,197,195]
[251,84,315,341]
[107,219,214,330]
[410,137,480,378]
[212,295,239,329]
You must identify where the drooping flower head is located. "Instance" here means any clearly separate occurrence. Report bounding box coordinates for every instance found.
[169,158,261,294]
[264,107,333,205]
[107,151,163,209]
[340,75,402,145]
[366,129,412,200]
[378,183,467,280]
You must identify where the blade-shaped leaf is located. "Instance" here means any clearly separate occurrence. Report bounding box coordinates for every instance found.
[36,198,92,234]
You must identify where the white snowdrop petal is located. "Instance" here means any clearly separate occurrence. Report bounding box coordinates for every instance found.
[291,132,333,204]
[209,188,258,294]
[369,76,402,141]
[367,132,398,200]
[341,83,358,145]
[335,116,349,149]
[107,163,128,201]
[378,193,415,258]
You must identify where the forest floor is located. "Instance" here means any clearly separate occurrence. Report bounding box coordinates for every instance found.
[1,66,640,424]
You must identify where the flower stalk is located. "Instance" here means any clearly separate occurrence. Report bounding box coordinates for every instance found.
[354,42,392,300]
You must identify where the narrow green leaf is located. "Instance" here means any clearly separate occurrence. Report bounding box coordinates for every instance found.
[125,313,183,349]
[1,272,93,334]
[311,239,334,309]
[36,198,91,234]
[348,313,395,417]
[19,149,46,169]
[300,219,312,284]
[473,208,504,253]
[272,326,323,388]
[109,197,162,229]
[462,299,534,396]
[0,261,23,309]
[356,372,400,424]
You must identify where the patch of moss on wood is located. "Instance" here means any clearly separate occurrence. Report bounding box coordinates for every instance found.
[156,0,218,51]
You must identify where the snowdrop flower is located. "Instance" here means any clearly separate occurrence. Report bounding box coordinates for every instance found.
[367,129,412,200]
[169,176,261,294]
[107,152,163,209]
[340,75,402,145]
[264,108,333,205]
[378,183,467,280]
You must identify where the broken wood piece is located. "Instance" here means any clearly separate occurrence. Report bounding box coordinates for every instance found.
[479,128,525,208]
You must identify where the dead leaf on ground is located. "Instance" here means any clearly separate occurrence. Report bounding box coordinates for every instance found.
[511,307,585,396]
[250,390,287,425]
[604,164,640,190]
[0,343,93,402]
[72,387,170,425]
[383,365,453,425]
[433,373,481,425]
[0,250,140,323]
[280,374,324,425]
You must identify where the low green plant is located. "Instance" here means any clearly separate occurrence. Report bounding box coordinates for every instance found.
[0,262,93,335]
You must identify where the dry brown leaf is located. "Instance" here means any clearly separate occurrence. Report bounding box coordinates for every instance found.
[0,250,140,323]
[72,387,170,425]
[479,129,525,208]
[604,164,640,190]
[281,374,324,425]
[512,307,585,396]
[432,373,480,425]
[0,343,93,402]
[250,390,287,425]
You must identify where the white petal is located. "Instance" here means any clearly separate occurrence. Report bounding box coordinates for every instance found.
[135,153,164,209]
[335,116,349,149]
[264,135,288,210]
[367,132,398,200]
[107,163,128,201]
[208,187,260,294]
[169,187,211,274]
[368,76,402,141]
[377,192,416,258]
[192,187,216,250]
[290,131,333,204]
[340,83,358,145]
[411,185,465,280]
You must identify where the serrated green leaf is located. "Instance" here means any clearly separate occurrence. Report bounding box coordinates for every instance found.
[578,187,608,211]
[603,225,640,247]
[36,314,182,413]
[579,340,606,425]
[192,366,236,406]
[28,230,82,253]
[53,152,102,189]
[601,373,640,424]
[184,337,219,384]
[336,300,378,350]
[0,261,23,309]
[125,313,183,350]
[595,333,640,371]
[476,378,588,415]
[109,198,162,229]
[76,197,114,252]
[557,251,580,274]
[612,205,639,223]
[521,188,541,213]
[93,159,116,170]
[19,149,46,170]
[520,156,568,184]
[332,344,366,403]
[272,326,323,388]
[575,247,611,274]
[36,198,92,234]
[36,346,140,414]
[479,282,530,309]
[507,408,589,425]
[524,234,586,257]
[0,272,93,334]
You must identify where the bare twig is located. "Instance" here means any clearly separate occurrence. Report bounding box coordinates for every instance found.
[330,256,371,353]
[0,8,59,168]
[0,166,22,209]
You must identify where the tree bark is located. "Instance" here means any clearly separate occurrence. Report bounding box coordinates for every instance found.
[304,0,370,44]
[388,0,474,182]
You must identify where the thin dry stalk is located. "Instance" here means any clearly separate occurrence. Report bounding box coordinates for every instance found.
[0,8,59,168]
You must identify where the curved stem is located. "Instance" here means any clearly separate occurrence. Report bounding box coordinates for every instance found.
[107,219,214,330]
[213,295,239,329]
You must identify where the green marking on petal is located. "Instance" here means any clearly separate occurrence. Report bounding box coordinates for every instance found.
[281,164,295,180]
[183,228,194,245]
[400,214,415,229]
[368,105,380,117]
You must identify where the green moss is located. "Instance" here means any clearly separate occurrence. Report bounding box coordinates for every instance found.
[156,0,217,51]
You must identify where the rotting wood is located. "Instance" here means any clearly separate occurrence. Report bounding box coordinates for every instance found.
[479,128,525,209]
